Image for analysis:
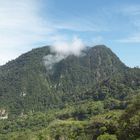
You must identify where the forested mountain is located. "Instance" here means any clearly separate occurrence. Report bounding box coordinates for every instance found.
[0,45,140,140]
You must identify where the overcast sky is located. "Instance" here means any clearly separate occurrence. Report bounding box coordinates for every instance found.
[0,0,140,67]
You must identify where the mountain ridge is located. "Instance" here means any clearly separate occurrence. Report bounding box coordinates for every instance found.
[0,45,139,117]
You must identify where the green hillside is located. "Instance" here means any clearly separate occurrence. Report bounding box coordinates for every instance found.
[0,45,140,139]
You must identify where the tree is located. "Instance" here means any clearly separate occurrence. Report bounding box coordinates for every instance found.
[97,133,117,140]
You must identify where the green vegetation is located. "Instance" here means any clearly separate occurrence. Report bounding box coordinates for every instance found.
[0,95,140,139]
[0,45,140,139]
[97,133,117,140]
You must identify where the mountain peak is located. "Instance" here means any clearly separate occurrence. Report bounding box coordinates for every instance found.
[93,44,108,48]
[87,45,125,68]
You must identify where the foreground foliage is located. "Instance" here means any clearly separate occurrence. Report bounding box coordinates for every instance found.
[0,95,140,140]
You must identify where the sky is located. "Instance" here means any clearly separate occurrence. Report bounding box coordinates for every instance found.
[0,0,140,67]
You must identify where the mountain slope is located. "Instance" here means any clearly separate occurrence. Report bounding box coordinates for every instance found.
[0,45,139,117]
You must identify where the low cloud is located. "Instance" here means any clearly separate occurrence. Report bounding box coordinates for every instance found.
[43,37,85,70]
[43,54,66,70]
[52,36,85,56]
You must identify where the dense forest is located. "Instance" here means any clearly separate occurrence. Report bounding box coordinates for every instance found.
[0,45,140,139]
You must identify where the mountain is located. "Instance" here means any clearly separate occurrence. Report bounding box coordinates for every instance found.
[0,45,140,140]
[0,45,139,117]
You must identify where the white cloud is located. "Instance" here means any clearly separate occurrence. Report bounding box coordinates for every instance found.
[52,14,108,32]
[53,21,102,32]
[52,36,85,56]
[44,36,85,70]
[117,33,140,43]
[0,0,54,65]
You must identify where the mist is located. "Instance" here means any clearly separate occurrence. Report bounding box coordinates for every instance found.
[43,37,85,70]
